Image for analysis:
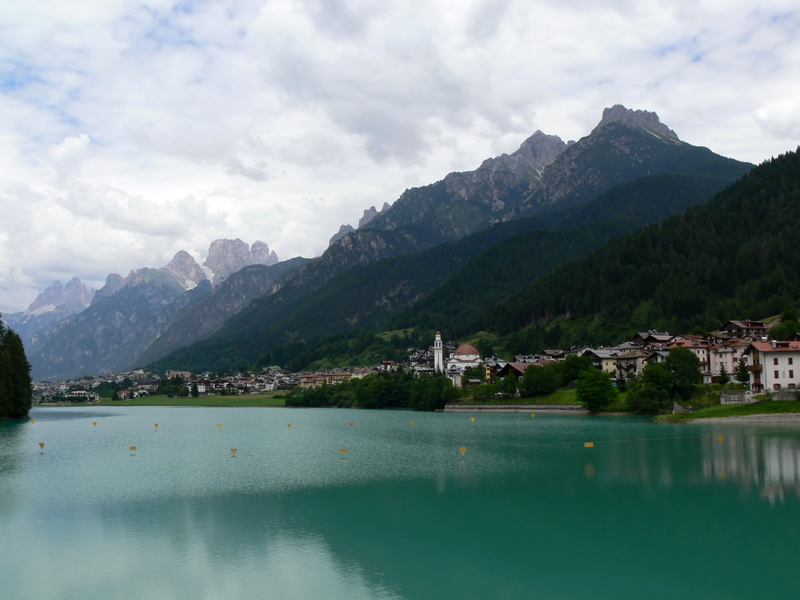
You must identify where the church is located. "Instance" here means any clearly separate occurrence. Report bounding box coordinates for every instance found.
[433,331,483,388]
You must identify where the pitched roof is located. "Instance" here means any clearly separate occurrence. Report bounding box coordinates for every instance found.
[748,340,800,353]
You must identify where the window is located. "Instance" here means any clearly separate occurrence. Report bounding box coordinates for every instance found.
[773,357,779,365]
[790,358,794,365]
[774,370,780,379]
[774,384,782,390]
[791,371,794,379]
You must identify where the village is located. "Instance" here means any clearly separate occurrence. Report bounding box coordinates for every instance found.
[33,319,800,403]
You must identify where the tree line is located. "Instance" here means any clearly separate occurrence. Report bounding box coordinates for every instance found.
[0,314,33,419]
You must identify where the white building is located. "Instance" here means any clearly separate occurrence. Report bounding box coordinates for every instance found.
[433,331,444,374]
[445,343,483,388]
[745,340,800,393]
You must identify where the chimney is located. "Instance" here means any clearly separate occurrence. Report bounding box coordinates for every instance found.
[772,339,776,349]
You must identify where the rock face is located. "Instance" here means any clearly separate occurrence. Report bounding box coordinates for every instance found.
[203,239,279,285]
[137,256,310,366]
[364,130,569,242]
[160,251,208,290]
[4,277,95,346]
[593,104,679,141]
[329,224,355,247]
[358,203,390,228]
[250,241,279,267]
[21,238,286,379]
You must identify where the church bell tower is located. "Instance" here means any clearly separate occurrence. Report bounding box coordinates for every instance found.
[433,331,444,373]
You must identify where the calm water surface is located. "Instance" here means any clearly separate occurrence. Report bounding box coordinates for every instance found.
[2,406,799,599]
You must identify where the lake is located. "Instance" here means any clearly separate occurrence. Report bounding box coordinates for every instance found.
[2,406,799,599]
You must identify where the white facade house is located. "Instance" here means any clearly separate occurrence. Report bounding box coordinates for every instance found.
[745,340,800,393]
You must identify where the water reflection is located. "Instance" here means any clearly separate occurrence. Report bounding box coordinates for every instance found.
[700,429,800,503]
[3,409,800,599]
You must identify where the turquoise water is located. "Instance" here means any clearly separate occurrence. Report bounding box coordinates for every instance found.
[2,406,800,599]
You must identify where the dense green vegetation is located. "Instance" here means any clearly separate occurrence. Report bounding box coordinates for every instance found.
[486,149,800,350]
[0,314,33,419]
[625,348,701,414]
[286,371,459,411]
[576,368,617,412]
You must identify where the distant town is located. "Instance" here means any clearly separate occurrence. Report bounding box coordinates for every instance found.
[33,318,800,404]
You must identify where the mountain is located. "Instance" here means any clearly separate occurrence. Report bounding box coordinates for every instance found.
[153,168,752,373]
[149,106,751,373]
[484,147,800,351]
[136,256,310,366]
[3,278,95,345]
[28,269,203,380]
[25,239,288,379]
[203,239,279,285]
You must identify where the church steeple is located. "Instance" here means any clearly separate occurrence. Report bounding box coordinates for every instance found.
[433,331,444,373]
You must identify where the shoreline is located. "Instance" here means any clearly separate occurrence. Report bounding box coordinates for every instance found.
[684,413,800,424]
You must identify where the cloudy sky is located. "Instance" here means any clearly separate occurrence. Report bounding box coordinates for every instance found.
[0,0,798,312]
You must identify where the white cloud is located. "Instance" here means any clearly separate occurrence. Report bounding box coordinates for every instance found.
[0,0,799,311]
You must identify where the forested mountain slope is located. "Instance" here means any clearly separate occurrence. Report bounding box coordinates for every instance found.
[489,148,800,351]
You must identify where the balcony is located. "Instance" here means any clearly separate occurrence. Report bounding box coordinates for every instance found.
[747,364,762,372]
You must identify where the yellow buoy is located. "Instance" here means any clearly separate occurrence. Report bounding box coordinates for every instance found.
[130,446,137,451]
[217,424,221,428]
[459,446,467,455]
[288,424,292,428]
[716,434,725,443]
[531,414,535,418]
[39,442,44,450]
[31,419,35,424]
[231,448,237,457]
[471,417,475,422]
[584,442,594,448]
[340,448,348,454]
[411,420,415,425]
[349,422,353,427]
[155,424,159,428]
[93,422,97,426]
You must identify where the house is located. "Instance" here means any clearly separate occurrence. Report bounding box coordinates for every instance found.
[667,338,710,371]
[586,349,619,375]
[720,320,768,337]
[166,370,192,381]
[631,331,674,346]
[744,340,800,393]
[298,374,325,389]
[614,349,653,380]
[709,340,749,381]
[496,362,531,379]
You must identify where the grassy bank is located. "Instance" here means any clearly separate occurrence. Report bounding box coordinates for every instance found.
[458,388,629,411]
[96,393,286,407]
[655,400,800,423]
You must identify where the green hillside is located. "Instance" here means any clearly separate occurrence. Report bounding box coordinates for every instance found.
[492,147,800,351]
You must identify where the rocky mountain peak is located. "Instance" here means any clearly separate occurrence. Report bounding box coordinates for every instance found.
[512,130,569,168]
[358,203,391,229]
[160,250,209,290]
[203,239,280,285]
[26,277,94,314]
[593,105,680,141]
[251,241,279,266]
[329,224,355,247]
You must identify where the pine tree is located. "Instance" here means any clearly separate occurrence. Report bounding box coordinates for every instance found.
[718,363,730,385]
[734,356,750,386]
[0,314,33,419]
